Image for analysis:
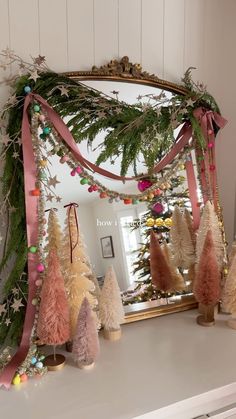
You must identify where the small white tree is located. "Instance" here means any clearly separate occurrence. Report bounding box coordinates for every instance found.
[99,266,124,331]
[170,206,195,269]
[223,253,236,314]
[196,201,224,269]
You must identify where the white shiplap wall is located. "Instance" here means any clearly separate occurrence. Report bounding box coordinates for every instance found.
[0,0,235,243]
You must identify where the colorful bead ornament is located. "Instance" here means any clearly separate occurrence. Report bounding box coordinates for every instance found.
[88,186,93,193]
[38,114,45,122]
[164,218,172,228]
[31,188,41,196]
[24,86,31,94]
[75,166,83,174]
[43,127,51,135]
[146,218,155,227]
[152,202,164,214]
[20,374,28,382]
[208,142,214,148]
[35,279,43,287]
[100,192,107,198]
[154,188,162,196]
[33,104,41,113]
[210,164,215,171]
[155,218,164,227]
[70,169,76,176]
[80,178,89,185]
[12,374,21,385]
[29,246,37,253]
[137,179,153,192]
[36,263,45,273]
[124,198,132,204]
[60,155,69,164]
[39,160,47,167]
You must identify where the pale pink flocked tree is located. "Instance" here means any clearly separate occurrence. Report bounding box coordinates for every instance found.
[72,297,99,368]
[194,230,220,325]
[37,248,70,364]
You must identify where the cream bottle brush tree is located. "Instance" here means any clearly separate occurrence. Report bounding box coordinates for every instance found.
[222,252,236,328]
[60,203,98,340]
[169,205,195,269]
[99,265,125,340]
[44,208,63,259]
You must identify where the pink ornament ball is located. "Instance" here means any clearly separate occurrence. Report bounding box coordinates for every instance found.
[60,155,69,164]
[210,164,215,171]
[35,279,43,287]
[75,166,82,174]
[36,263,45,273]
[208,142,214,148]
[137,179,153,192]
[92,185,98,191]
[20,374,28,382]
[152,202,164,214]
[38,114,45,122]
[70,169,76,176]
[208,129,214,135]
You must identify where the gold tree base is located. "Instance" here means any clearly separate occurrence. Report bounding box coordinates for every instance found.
[44,354,66,371]
[196,304,215,327]
[103,328,121,341]
[227,319,236,330]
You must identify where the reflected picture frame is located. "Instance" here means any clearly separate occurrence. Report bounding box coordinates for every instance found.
[100,236,114,258]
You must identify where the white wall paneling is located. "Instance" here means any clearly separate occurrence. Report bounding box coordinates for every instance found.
[0,0,235,243]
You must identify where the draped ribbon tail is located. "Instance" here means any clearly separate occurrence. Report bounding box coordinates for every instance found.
[185,156,200,230]
[0,94,38,388]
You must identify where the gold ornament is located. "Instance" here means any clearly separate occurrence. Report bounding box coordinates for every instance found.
[148,193,154,200]
[155,218,164,227]
[164,218,172,228]
[178,163,185,170]
[146,218,155,227]
[39,159,47,167]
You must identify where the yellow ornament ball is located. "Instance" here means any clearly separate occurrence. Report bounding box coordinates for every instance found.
[164,218,173,228]
[155,218,164,227]
[12,374,21,385]
[39,159,47,167]
[146,218,155,227]
[179,163,185,171]
[148,193,154,200]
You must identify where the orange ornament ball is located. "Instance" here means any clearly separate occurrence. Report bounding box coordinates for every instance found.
[154,188,162,196]
[39,160,47,167]
[31,189,40,196]
[100,192,107,199]
[124,198,132,205]
[20,374,28,382]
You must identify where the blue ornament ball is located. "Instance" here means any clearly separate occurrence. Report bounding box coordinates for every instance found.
[35,361,43,369]
[31,356,37,365]
[24,86,31,94]
[43,127,51,135]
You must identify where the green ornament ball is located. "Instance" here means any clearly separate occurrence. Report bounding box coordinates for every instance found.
[132,199,139,205]
[33,104,41,112]
[39,133,46,140]
[80,178,89,185]
[43,126,51,135]
[29,246,37,253]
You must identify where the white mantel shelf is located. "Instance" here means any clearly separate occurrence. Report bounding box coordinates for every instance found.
[1,310,236,419]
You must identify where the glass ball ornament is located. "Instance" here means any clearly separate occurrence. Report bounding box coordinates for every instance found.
[12,374,21,385]
[100,192,107,199]
[38,114,45,122]
[137,179,153,192]
[155,218,164,227]
[39,160,47,167]
[164,218,173,228]
[146,218,155,227]
[124,198,132,204]
[31,188,40,196]
[152,202,164,214]
[29,246,37,254]
[20,374,28,382]
[75,166,82,174]
[70,169,76,176]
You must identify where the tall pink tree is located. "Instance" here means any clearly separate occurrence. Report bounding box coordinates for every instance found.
[150,230,174,291]
[72,297,99,369]
[194,230,220,326]
[37,248,70,367]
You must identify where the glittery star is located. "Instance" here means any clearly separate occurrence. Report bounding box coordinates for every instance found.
[33,55,46,66]
[48,175,60,188]
[46,193,54,202]
[12,288,18,295]
[0,304,6,315]
[7,94,17,106]
[5,318,11,326]
[97,111,106,118]
[186,98,195,107]
[29,70,40,82]
[56,196,62,202]
[11,298,24,312]
[58,86,69,97]
[1,134,11,145]
[12,151,19,159]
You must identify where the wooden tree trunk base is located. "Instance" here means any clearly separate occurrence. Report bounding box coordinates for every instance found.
[103,328,121,341]
[65,341,73,352]
[78,362,95,370]
[227,319,236,330]
[44,354,66,371]
[196,315,215,327]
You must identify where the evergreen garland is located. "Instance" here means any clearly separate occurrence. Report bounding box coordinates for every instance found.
[0,52,222,344]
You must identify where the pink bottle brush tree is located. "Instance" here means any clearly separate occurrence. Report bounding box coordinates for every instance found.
[193,230,220,326]
[72,297,99,369]
[37,248,70,368]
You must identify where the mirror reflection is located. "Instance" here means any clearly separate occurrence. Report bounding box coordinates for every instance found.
[45,80,200,316]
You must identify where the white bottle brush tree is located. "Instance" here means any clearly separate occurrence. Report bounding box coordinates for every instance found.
[99,266,125,339]
[169,205,195,270]
[223,252,236,326]
[60,204,98,342]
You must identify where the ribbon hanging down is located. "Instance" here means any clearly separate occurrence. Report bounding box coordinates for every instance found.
[0,92,227,389]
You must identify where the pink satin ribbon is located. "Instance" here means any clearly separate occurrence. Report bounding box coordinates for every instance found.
[0,96,39,389]
[0,93,226,389]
